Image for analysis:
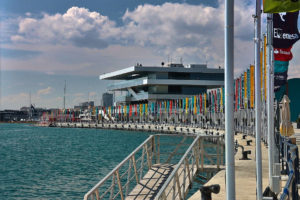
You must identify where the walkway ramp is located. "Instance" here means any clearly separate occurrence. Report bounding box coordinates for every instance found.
[84,134,224,200]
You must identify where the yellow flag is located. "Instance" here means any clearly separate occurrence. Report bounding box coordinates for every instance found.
[204,94,207,113]
[264,35,267,102]
[185,97,188,114]
[250,65,255,108]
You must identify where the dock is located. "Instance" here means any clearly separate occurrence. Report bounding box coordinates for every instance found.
[189,133,270,200]
[84,134,225,200]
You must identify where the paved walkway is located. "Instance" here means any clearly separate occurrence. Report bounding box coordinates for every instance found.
[189,134,270,200]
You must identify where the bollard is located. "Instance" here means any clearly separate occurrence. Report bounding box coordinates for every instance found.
[199,184,220,200]
[246,140,253,146]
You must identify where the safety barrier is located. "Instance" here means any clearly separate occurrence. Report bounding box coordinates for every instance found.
[84,134,224,200]
[279,135,299,200]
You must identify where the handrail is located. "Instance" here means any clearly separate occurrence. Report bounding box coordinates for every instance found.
[155,135,223,200]
[84,135,154,200]
[155,135,201,199]
[84,134,224,200]
[279,136,299,200]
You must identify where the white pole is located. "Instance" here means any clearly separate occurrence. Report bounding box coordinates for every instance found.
[254,0,262,198]
[225,0,236,199]
[267,13,275,190]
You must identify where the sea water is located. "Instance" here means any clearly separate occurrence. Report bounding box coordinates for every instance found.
[0,123,214,199]
[0,123,153,199]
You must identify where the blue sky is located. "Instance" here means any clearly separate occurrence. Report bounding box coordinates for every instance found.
[1,0,300,109]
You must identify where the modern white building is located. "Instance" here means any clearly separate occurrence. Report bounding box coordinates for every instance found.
[100,63,224,105]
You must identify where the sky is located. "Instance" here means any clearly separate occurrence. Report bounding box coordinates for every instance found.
[0,0,300,110]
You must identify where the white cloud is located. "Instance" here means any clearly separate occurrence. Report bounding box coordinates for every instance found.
[6,2,300,79]
[37,87,53,95]
[11,7,120,49]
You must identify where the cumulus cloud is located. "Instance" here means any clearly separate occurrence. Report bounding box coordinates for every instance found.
[9,2,292,77]
[37,86,53,95]
[119,2,255,71]
[11,7,120,49]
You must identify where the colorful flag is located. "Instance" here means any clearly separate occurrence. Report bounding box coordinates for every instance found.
[250,65,255,108]
[273,11,300,48]
[263,0,300,13]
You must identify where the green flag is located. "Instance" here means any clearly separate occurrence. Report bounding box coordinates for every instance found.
[263,0,300,13]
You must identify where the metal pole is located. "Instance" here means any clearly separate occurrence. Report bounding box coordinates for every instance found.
[267,13,275,191]
[225,0,235,199]
[254,0,262,198]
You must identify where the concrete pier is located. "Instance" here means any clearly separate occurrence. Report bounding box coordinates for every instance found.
[189,134,270,200]
[49,122,224,136]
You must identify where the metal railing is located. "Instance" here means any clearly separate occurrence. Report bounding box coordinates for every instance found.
[155,135,224,200]
[84,135,155,200]
[84,134,224,200]
[279,135,299,200]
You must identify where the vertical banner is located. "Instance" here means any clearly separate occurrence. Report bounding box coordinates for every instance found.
[250,65,255,108]
[194,96,197,115]
[220,88,223,112]
[185,97,188,114]
[247,69,251,108]
[235,79,238,111]
[264,35,267,101]
[244,71,248,108]
[204,93,207,113]
[273,11,300,101]
[260,50,264,101]
[263,0,300,13]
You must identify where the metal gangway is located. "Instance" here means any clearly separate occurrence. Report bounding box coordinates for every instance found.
[84,134,224,200]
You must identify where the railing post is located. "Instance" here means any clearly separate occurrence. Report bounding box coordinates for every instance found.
[145,143,152,170]
[172,174,176,200]
[131,155,139,184]
[140,146,145,180]
[125,159,132,196]
[176,172,183,200]
[152,136,156,164]
[183,159,187,198]
[109,174,115,200]
[157,135,160,163]
[201,138,204,171]
[115,170,124,200]
[185,157,192,186]
[95,190,100,200]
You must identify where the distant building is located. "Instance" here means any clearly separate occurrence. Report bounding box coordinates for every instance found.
[74,101,94,110]
[100,63,224,105]
[102,93,113,107]
[0,110,29,121]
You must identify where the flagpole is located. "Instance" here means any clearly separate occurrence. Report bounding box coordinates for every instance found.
[267,13,275,191]
[254,0,262,198]
[224,0,236,198]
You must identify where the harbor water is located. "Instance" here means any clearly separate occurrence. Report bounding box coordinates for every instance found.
[0,123,153,199]
[0,123,215,199]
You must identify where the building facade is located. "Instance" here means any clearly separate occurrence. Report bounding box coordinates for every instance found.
[102,93,113,107]
[74,101,94,110]
[100,63,224,105]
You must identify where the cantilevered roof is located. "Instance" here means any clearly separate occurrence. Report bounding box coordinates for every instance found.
[99,65,224,80]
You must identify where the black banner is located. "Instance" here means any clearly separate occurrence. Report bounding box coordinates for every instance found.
[274,71,288,92]
[273,11,300,48]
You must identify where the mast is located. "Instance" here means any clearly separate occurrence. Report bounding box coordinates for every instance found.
[64,80,66,110]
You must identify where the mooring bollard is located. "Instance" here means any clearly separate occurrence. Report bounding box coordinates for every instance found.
[199,184,220,200]
[246,140,253,146]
